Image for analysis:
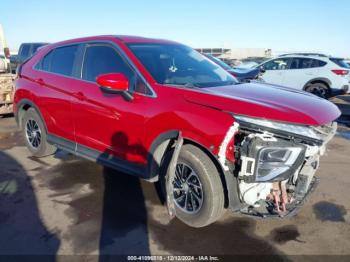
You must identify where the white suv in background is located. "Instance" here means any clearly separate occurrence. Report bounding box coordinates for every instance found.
[259,53,350,98]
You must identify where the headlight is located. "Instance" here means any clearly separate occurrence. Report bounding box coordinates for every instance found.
[239,135,306,183]
[234,115,322,142]
[256,147,303,182]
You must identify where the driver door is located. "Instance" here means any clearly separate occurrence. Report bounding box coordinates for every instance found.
[260,58,291,86]
[70,43,151,167]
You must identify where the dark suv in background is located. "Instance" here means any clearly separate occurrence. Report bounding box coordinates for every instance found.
[11,42,48,72]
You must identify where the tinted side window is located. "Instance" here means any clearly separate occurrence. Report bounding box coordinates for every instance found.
[330,58,350,69]
[311,59,327,68]
[82,45,134,82]
[42,51,53,71]
[50,45,79,76]
[263,58,290,70]
[290,58,314,69]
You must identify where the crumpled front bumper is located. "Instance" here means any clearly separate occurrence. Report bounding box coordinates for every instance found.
[240,176,319,219]
[236,122,337,219]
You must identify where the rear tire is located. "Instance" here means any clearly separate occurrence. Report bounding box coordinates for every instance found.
[21,108,56,157]
[305,83,329,99]
[161,144,226,228]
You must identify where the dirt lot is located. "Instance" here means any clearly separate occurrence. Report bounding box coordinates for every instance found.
[1,96,350,261]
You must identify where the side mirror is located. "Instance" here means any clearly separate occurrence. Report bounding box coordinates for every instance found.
[259,66,266,73]
[96,73,133,101]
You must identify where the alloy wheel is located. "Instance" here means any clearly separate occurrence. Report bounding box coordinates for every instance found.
[173,162,204,214]
[25,119,42,149]
[309,85,327,98]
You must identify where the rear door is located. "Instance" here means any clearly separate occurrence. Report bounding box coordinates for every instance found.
[260,58,291,85]
[282,58,321,89]
[33,44,81,143]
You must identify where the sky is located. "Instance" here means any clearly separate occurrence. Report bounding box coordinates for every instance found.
[1,0,349,57]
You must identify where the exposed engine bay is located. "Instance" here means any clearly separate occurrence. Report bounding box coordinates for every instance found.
[233,120,337,218]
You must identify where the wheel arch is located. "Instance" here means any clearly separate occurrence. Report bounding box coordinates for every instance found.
[303,78,331,91]
[16,99,47,132]
[148,130,235,208]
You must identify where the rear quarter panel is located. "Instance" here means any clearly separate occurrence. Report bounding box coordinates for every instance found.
[14,48,75,141]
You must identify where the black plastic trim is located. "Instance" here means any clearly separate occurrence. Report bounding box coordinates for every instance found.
[47,134,148,179]
[147,130,179,178]
[15,99,48,132]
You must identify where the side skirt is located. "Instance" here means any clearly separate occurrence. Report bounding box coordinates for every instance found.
[47,134,149,179]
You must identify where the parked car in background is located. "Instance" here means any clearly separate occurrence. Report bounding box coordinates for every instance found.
[203,53,262,82]
[14,36,340,228]
[240,57,269,67]
[12,43,48,71]
[236,61,258,69]
[259,53,350,98]
[0,55,6,73]
[9,54,18,72]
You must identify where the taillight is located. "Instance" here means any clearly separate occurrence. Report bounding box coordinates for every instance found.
[332,69,349,76]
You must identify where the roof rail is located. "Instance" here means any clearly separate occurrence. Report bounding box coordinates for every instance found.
[279,53,328,58]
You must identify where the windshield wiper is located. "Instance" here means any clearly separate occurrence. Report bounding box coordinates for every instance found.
[165,83,200,88]
[184,83,200,88]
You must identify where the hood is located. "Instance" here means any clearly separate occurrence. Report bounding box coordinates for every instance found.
[184,82,341,126]
[230,67,259,74]
[228,67,259,77]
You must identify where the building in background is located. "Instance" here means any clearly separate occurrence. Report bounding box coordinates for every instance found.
[195,47,272,66]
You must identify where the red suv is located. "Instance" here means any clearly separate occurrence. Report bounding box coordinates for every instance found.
[14,36,340,227]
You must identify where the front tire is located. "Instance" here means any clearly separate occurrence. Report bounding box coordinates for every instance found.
[162,144,226,228]
[21,108,56,157]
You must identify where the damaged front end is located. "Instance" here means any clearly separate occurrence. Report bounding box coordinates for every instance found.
[230,115,337,218]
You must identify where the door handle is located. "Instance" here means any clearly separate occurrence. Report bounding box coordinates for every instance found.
[35,78,45,85]
[74,91,86,101]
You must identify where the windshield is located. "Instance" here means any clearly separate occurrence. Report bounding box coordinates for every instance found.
[330,58,350,69]
[127,43,237,88]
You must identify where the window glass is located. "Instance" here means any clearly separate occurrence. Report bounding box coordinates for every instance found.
[290,58,327,69]
[128,43,237,88]
[205,54,232,70]
[311,59,327,68]
[20,45,30,61]
[289,58,313,69]
[330,58,350,69]
[82,45,151,94]
[41,51,53,71]
[262,58,290,70]
[82,45,134,82]
[50,45,78,76]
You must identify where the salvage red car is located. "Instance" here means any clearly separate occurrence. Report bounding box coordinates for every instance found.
[14,35,340,227]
